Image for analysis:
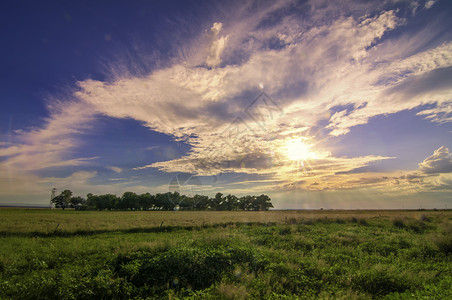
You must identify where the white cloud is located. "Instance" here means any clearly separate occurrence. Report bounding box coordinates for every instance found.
[206,23,229,68]
[108,166,123,173]
[419,146,452,174]
[424,0,436,9]
[0,170,97,197]
[71,1,452,192]
[2,0,452,201]
[417,102,452,123]
[0,101,97,171]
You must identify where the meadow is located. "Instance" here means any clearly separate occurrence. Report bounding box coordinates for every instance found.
[0,208,451,299]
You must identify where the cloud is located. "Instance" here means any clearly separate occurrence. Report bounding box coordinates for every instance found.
[68,1,452,193]
[0,101,97,171]
[424,0,436,9]
[0,170,97,197]
[419,146,452,174]
[146,146,160,151]
[417,101,452,123]
[2,0,452,202]
[107,166,123,173]
[206,23,229,68]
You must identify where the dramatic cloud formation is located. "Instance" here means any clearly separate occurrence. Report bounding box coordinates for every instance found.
[419,146,452,174]
[1,0,451,207]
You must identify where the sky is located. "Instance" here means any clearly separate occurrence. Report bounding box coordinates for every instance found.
[1,0,451,209]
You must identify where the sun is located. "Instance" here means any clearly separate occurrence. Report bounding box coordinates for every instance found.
[285,138,318,161]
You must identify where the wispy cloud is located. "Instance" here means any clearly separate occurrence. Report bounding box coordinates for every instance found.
[0,101,97,171]
[107,166,123,173]
[424,0,437,9]
[73,1,451,192]
[1,0,451,202]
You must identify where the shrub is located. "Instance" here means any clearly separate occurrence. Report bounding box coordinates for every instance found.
[113,244,258,295]
[393,218,405,229]
[358,219,368,226]
[420,214,432,222]
[294,237,314,251]
[279,227,292,235]
[434,235,452,254]
[405,219,427,233]
[352,267,413,296]
[283,266,324,296]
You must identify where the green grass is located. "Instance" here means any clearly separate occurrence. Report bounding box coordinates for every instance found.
[0,209,451,299]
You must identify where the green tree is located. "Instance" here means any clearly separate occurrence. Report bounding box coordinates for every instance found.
[211,192,224,210]
[51,189,72,210]
[193,194,210,210]
[121,192,139,210]
[239,195,253,211]
[69,196,86,210]
[138,193,155,210]
[253,194,273,211]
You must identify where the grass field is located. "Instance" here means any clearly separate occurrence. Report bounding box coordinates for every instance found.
[0,209,451,299]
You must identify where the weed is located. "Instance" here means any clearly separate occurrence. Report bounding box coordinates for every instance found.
[279,227,292,235]
[358,219,368,226]
[392,217,405,229]
[434,235,452,254]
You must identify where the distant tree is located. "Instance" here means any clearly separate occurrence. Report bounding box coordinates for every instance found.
[86,193,97,209]
[121,192,139,210]
[51,189,72,210]
[224,194,239,211]
[87,194,118,210]
[162,192,177,211]
[58,191,273,212]
[51,195,65,209]
[193,194,210,210]
[138,193,155,210]
[253,194,273,211]
[154,193,166,210]
[239,195,253,211]
[69,196,86,210]
[178,194,193,210]
[100,194,119,210]
[211,192,224,210]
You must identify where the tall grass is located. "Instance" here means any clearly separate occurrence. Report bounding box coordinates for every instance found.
[0,209,451,299]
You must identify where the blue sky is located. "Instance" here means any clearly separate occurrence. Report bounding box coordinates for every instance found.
[1,0,452,208]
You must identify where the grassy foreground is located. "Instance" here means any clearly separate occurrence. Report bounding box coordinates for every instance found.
[0,209,451,299]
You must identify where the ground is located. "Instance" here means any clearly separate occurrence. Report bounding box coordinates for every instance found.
[0,209,451,299]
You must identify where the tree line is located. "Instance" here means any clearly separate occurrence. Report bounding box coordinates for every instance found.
[51,190,273,211]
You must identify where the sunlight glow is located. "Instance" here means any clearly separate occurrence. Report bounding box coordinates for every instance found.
[285,138,318,161]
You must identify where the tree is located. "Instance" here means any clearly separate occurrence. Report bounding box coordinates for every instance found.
[69,196,86,210]
[223,194,239,211]
[121,192,139,210]
[193,194,210,210]
[138,193,155,210]
[51,189,72,210]
[239,195,253,211]
[211,192,224,210]
[161,192,177,211]
[86,193,98,209]
[253,194,273,211]
[54,191,273,212]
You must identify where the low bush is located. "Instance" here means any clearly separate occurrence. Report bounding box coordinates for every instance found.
[392,217,405,229]
[279,227,292,235]
[434,235,452,254]
[113,243,259,296]
[352,267,414,296]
